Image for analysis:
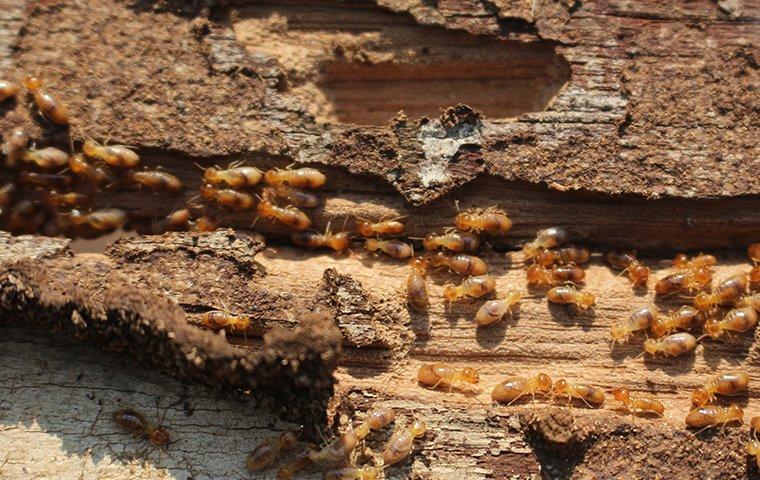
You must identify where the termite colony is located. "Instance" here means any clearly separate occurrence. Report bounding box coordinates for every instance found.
[244,407,427,479]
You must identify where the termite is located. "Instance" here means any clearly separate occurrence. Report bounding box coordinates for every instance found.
[406,258,429,311]
[427,250,487,276]
[291,228,350,252]
[24,75,69,124]
[442,275,496,302]
[749,243,760,264]
[454,210,512,234]
[643,332,697,356]
[83,138,139,168]
[655,269,712,295]
[264,167,326,189]
[693,273,748,312]
[474,292,521,327]
[356,218,405,237]
[382,420,427,466]
[68,154,117,187]
[491,373,552,404]
[22,146,69,170]
[246,431,299,472]
[551,379,605,407]
[365,238,413,259]
[18,171,73,188]
[354,408,396,439]
[194,213,219,232]
[423,231,480,252]
[685,404,743,429]
[610,387,664,416]
[650,305,706,337]
[417,363,479,391]
[690,372,750,407]
[204,164,263,188]
[69,208,127,231]
[751,266,760,286]
[604,251,650,287]
[200,310,251,334]
[263,184,319,208]
[747,439,760,470]
[43,190,88,209]
[200,184,256,210]
[0,80,19,101]
[533,245,591,267]
[702,307,758,339]
[257,199,311,230]
[737,294,760,311]
[522,227,568,259]
[162,209,191,232]
[673,253,717,271]
[611,304,658,345]
[546,286,595,311]
[2,127,27,167]
[125,170,184,194]
[526,264,585,287]
[113,408,170,447]
[323,466,381,480]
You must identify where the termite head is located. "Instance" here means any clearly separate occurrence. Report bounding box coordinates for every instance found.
[728,404,744,422]
[611,387,630,403]
[504,291,522,306]
[454,213,473,231]
[747,439,760,456]
[750,266,760,284]
[23,74,43,92]
[365,238,379,252]
[693,292,716,312]
[422,233,437,250]
[690,387,712,407]
[149,426,170,446]
[703,319,722,338]
[629,263,650,284]
[355,220,373,237]
[643,339,658,355]
[672,253,689,268]
[552,379,569,395]
[577,292,596,309]
[535,373,552,391]
[461,367,479,384]
[410,420,427,437]
[257,199,275,216]
[525,264,545,284]
[610,324,629,341]
[82,139,99,157]
[409,257,428,275]
[442,284,458,302]
[327,232,350,251]
[691,267,712,286]
[533,248,554,267]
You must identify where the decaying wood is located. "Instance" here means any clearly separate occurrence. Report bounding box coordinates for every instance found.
[1,0,760,479]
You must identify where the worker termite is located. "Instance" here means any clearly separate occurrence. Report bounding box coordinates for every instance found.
[526,264,585,287]
[690,371,750,407]
[43,190,88,209]
[263,184,319,208]
[83,138,139,169]
[749,243,760,263]
[291,225,350,252]
[194,213,219,232]
[382,420,427,466]
[417,363,479,391]
[454,210,512,234]
[356,218,405,237]
[18,171,73,188]
[162,209,191,232]
[423,231,480,252]
[365,238,413,259]
[752,416,760,436]
[22,146,69,170]
[428,250,487,276]
[702,306,758,339]
[643,332,697,357]
[113,408,170,447]
[474,292,521,327]
[737,294,760,311]
[2,127,27,167]
[257,199,311,230]
[200,310,251,334]
[68,154,117,187]
[611,304,658,345]
[0,80,19,101]
[610,387,664,416]
[204,164,263,188]
[200,184,255,210]
[522,227,568,259]
[442,275,496,302]
[551,379,605,407]
[673,253,717,271]
[23,75,69,124]
[125,170,184,194]
[685,404,743,429]
[650,305,706,337]
[604,251,650,287]
[323,466,381,480]
[264,167,326,189]
[246,431,299,472]
[546,286,595,311]
[491,373,552,404]
[693,273,748,312]
[533,245,591,267]
[354,408,396,439]
[655,269,712,296]
[69,208,127,231]
[747,439,760,470]
[406,258,429,311]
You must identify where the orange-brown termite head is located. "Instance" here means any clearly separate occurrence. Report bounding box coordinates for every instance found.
[24,75,69,124]
[0,80,19,101]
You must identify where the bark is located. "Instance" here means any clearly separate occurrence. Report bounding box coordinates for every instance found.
[1,0,760,479]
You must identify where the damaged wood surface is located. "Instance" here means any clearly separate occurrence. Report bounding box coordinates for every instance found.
[1,0,760,479]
